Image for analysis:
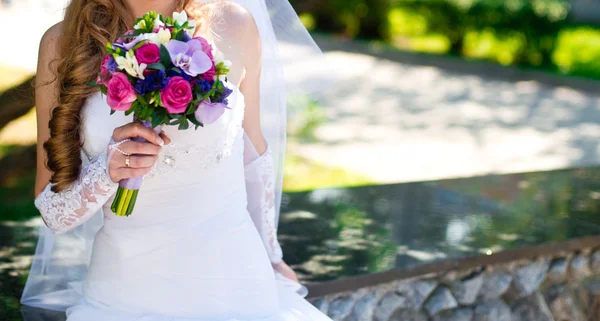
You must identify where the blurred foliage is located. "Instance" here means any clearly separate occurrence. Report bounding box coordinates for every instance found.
[552,26,600,78]
[386,0,568,68]
[294,0,600,78]
[290,0,391,38]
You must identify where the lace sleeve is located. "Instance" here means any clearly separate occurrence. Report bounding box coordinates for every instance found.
[34,147,118,234]
[243,135,283,263]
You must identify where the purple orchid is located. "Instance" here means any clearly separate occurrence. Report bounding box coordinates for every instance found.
[195,99,230,125]
[118,33,155,51]
[165,39,212,77]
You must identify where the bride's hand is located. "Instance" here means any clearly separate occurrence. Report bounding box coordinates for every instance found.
[108,122,171,182]
[272,261,299,282]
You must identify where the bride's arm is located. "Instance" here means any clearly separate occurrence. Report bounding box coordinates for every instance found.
[34,24,164,234]
[34,24,119,234]
[236,6,296,279]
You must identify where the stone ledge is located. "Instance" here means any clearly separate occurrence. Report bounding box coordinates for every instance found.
[307,235,600,298]
[307,237,600,321]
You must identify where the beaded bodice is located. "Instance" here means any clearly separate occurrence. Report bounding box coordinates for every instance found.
[80,85,245,184]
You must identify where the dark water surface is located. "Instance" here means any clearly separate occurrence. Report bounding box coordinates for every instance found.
[2,166,600,320]
[278,166,600,282]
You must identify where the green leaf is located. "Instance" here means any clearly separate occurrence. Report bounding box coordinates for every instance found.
[105,42,115,54]
[188,115,203,128]
[151,113,162,128]
[133,40,150,50]
[136,94,147,105]
[161,112,169,124]
[155,92,162,106]
[173,29,185,41]
[126,101,139,116]
[87,81,101,88]
[141,104,152,120]
[147,63,166,70]
[159,45,172,68]
[184,105,195,116]
[110,109,116,115]
[114,47,126,57]
[178,116,189,130]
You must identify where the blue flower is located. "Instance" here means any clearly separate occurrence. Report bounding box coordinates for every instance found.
[107,56,118,73]
[196,78,214,93]
[212,85,233,104]
[166,68,192,81]
[135,70,168,95]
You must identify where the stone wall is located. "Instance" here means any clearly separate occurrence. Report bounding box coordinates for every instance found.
[308,249,600,321]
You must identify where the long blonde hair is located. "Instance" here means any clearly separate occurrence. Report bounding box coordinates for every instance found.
[45,0,195,192]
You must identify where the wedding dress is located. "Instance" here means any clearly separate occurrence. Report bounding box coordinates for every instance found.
[49,86,328,321]
[24,2,333,320]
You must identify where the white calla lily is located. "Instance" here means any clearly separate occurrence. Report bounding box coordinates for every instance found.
[156,28,171,45]
[173,11,188,26]
[173,10,196,37]
[115,51,147,79]
[154,15,165,30]
[213,49,232,69]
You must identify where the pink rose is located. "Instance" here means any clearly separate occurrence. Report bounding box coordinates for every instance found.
[161,76,192,114]
[195,36,214,59]
[135,43,161,65]
[106,72,137,111]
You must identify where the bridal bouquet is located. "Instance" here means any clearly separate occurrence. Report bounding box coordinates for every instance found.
[93,10,232,216]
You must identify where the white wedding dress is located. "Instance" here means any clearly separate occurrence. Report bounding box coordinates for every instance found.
[36,85,330,321]
[26,2,333,320]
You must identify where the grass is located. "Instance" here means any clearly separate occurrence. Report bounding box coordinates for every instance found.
[284,153,374,192]
[0,66,32,91]
[0,108,36,146]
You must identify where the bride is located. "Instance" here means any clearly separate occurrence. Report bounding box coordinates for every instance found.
[21,0,332,320]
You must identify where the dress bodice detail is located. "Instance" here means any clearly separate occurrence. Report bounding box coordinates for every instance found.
[80,84,245,183]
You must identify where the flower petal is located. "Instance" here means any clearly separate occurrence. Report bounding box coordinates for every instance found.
[123,33,153,51]
[186,38,203,55]
[187,50,212,76]
[174,11,188,25]
[165,40,189,64]
[195,101,227,124]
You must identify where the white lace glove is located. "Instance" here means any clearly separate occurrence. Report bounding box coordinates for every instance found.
[243,135,283,263]
[34,146,118,234]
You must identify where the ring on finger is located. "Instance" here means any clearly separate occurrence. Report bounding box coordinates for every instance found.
[125,155,131,168]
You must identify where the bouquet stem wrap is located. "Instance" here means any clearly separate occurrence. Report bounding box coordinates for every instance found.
[110,119,162,216]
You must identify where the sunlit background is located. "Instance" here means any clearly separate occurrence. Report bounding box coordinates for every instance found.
[2,0,600,319]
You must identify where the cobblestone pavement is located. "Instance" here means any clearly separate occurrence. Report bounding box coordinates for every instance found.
[293,39,600,184]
